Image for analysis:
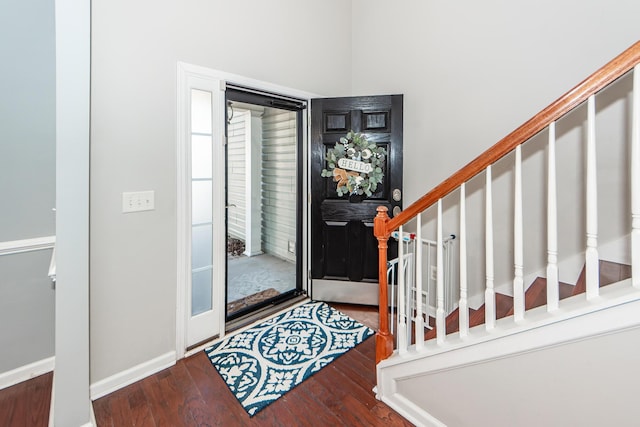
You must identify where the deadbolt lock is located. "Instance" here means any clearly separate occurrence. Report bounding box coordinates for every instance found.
[392,189,402,202]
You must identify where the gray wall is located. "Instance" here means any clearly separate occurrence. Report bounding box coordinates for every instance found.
[350,0,640,303]
[397,326,640,426]
[0,0,56,374]
[90,0,352,383]
[0,251,55,373]
[89,0,639,389]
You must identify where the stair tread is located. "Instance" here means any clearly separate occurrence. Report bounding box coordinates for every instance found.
[573,259,631,296]
[421,259,631,343]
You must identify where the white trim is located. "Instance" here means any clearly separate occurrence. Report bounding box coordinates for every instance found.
[0,356,55,390]
[378,281,640,426]
[0,235,56,256]
[89,351,176,400]
[380,393,447,427]
[379,279,639,376]
[176,62,318,359]
[49,377,95,427]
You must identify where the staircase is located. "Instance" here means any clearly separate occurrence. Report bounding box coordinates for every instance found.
[424,260,631,341]
[372,41,640,427]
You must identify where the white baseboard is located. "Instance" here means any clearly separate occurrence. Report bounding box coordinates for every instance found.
[0,356,55,390]
[90,351,176,400]
[381,393,447,427]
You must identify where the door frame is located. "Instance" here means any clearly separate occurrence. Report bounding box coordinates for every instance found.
[176,62,317,358]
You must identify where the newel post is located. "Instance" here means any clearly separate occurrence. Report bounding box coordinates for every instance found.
[374,206,393,363]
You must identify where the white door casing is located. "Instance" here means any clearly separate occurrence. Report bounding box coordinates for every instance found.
[176,63,316,358]
[177,63,225,352]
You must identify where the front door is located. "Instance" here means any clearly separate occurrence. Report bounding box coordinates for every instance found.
[310,95,403,305]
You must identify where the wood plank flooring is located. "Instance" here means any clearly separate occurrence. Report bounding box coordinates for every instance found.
[91,302,412,427]
[3,259,632,426]
[0,372,52,427]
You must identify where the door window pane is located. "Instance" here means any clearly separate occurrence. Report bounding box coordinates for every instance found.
[192,224,213,269]
[192,134,212,179]
[192,180,212,224]
[192,268,212,315]
[191,89,212,134]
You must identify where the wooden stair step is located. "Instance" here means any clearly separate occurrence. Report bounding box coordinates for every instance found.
[504,278,573,316]
[420,259,631,343]
[573,259,632,296]
[559,281,575,300]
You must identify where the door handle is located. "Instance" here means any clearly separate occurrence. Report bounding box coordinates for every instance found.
[392,206,402,217]
[225,204,236,209]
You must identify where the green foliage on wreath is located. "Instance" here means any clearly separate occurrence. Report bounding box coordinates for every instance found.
[321,131,386,197]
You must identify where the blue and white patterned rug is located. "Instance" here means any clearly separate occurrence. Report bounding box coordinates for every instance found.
[205,301,375,416]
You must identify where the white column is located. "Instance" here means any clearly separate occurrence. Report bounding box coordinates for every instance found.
[632,65,640,289]
[586,95,600,299]
[436,199,446,345]
[513,145,525,321]
[397,225,408,355]
[415,213,425,350]
[244,110,264,256]
[54,0,92,425]
[485,166,496,330]
[459,184,469,337]
[547,122,560,311]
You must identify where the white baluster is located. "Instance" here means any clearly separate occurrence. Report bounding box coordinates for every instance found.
[632,65,640,289]
[586,95,600,299]
[547,122,560,311]
[459,184,469,337]
[397,225,408,354]
[436,199,446,345]
[415,213,425,350]
[514,145,525,321]
[405,242,414,346]
[485,166,496,330]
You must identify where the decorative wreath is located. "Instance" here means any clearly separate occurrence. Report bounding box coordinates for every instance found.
[321,131,387,197]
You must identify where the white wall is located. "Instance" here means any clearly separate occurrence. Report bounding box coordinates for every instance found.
[90,0,353,383]
[397,326,640,426]
[351,0,640,302]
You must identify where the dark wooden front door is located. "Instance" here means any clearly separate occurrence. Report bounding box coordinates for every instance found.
[310,95,402,304]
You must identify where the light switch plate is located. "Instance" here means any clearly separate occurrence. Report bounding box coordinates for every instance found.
[122,191,155,213]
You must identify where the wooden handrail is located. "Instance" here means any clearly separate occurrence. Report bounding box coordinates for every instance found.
[374,40,640,363]
[387,40,640,234]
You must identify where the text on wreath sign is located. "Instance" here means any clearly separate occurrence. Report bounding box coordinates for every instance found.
[337,158,373,174]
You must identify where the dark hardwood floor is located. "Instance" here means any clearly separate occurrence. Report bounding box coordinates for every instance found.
[0,372,52,427]
[92,302,412,427]
[0,303,410,427]
[5,260,631,426]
